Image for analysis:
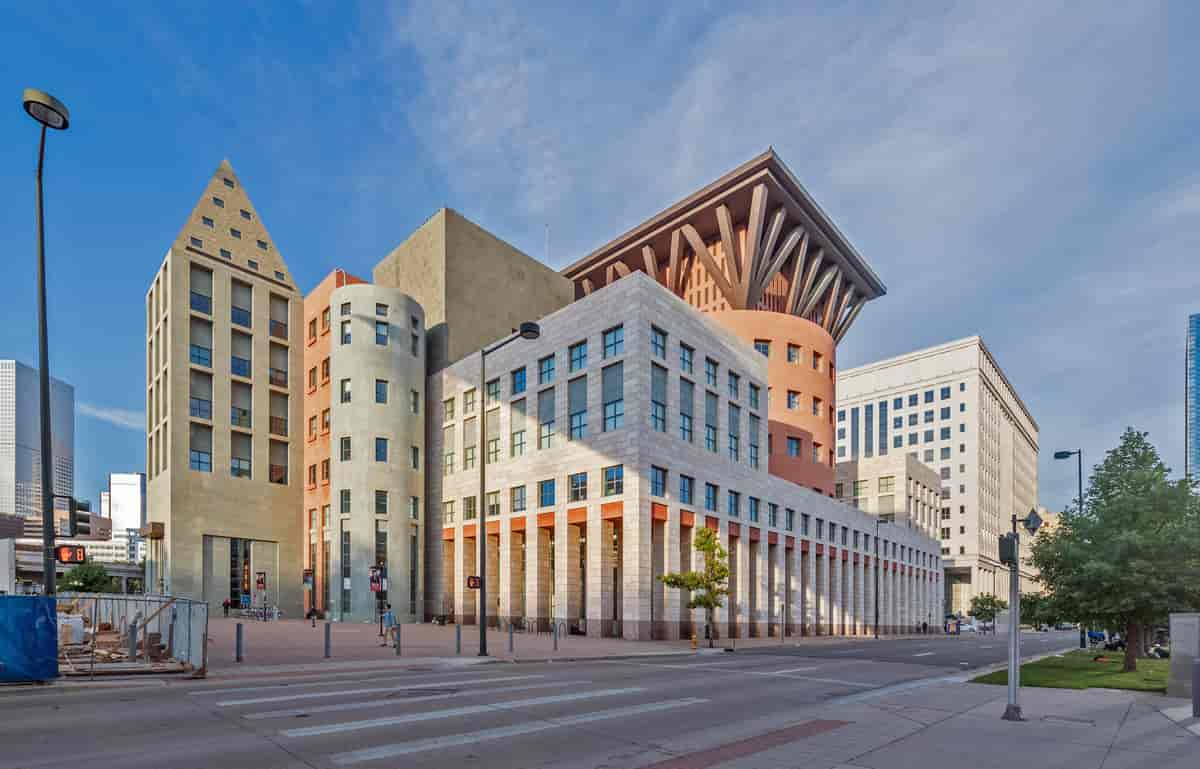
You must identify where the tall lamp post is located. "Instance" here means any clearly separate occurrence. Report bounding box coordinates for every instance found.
[477,322,540,655]
[22,89,70,597]
[1001,507,1042,722]
[1053,449,1084,648]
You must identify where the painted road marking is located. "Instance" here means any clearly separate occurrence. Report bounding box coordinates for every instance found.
[912,652,935,657]
[601,660,875,688]
[329,698,709,765]
[216,674,539,707]
[281,687,646,738]
[244,680,591,720]
[190,669,520,696]
[636,719,850,769]
[767,666,821,674]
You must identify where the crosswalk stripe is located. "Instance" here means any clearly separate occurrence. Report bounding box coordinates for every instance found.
[216,674,539,707]
[600,660,875,688]
[191,669,523,696]
[329,697,709,765]
[244,680,591,720]
[281,687,646,738]
[912,652,935,657]
[768,666,821,674]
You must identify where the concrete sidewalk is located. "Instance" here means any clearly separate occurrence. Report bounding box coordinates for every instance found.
[730,682,1200,769]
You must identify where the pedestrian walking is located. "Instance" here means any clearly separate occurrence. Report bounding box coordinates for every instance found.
[922,620,928,635]
[222,598,230,617]
[379,603,397,647]
[306,606,317,628]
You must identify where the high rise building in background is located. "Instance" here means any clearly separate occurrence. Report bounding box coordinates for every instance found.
[145,160,303,614]
[835,337,1039,615]
[105,472,147,562]
[1187,313,1199,478]
[0,360,74,517]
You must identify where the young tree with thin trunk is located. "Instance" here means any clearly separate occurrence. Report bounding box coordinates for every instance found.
[659,527,730,647]
[969,593,1007,623]
[1031,428,1200,672]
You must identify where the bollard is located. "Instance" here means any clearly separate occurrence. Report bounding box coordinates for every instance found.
[455,623,462,655]
[1192,658,1199,719]
[235,622,244,663]
[324,621,331,659]
[509,622,514,654]
[553,621,558,652]
[395,623,402,657]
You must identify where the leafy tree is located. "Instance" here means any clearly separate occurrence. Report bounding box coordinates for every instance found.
[1031,428,1200,671]
[969,593,1007,623]
[659,527,730,647]
[60,561,116,593]
[1020,592,1056,628]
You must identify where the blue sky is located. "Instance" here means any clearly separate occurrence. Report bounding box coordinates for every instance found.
[1,2,1197,512]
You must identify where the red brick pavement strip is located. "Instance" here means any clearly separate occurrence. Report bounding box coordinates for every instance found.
[635,719,852,769]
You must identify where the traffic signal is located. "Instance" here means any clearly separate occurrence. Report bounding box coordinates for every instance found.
[998,532,1018,566]
[55,544,86,564]
[65,498,91,538]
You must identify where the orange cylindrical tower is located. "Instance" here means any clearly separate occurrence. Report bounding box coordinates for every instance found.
[709,310,837,496]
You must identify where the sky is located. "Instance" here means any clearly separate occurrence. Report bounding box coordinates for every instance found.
[1,1,1197,513]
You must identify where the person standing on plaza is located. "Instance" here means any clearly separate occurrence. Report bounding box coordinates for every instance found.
[379,603,396,647]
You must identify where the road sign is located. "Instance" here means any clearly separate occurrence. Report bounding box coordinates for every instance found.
[54,545,86,564]
[302,569,314,590]
[466,575,482,589]
[255,571,267,590]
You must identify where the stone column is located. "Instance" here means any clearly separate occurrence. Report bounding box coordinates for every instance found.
[786,544,800,637]
[621,512,645,640]
[499,523,512,624]
[772,543,786,637]
[651,518,665,640]
[566,524,583,632]
[554,509,569,631]
[509,530,525,622]
[460,533,477,624]
[863,557,875,636]
[830,551,842,635]
[753,535,769,638]
[486,532,500,627]
[441,538,455,620]
[734,532,750,638]
[587,511,604,638]
[802,547,815,636]
[845,553,857,635]
[663,510,681,640]
[816,551,828,635]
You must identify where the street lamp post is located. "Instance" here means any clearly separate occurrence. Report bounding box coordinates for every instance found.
[477,322,540,656]
[1002,507,1042,722]
[22,88,70,597]
[1053,449,1084,648]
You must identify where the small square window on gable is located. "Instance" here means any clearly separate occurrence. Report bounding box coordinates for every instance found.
[212,196,224,208]
[223,177,235,189]
[201,216,214,228]
[247,259,259,271]
[257,239,269,251]
[240,209,252,221]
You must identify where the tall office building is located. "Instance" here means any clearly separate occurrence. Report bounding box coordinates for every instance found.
[107,472,147,562]
[835,337,1039,614]
[0,360,74,517]
[144,160,303,614]
[1187,313,1199,478]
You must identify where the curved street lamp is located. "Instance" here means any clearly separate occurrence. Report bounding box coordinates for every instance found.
[477,322,540,655]
[22,88,70,596]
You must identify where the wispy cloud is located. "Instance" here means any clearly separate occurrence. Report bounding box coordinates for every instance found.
[78,402,143,432]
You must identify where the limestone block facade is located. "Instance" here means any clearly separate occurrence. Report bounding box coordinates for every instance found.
[430,273,942,640]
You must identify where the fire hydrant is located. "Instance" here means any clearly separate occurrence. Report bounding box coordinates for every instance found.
[690,633,698,650]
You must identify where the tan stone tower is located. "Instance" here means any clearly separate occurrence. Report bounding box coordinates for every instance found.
[145,159,303,615]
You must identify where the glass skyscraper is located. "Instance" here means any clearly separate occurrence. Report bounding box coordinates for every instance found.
[1187,313,1200,478]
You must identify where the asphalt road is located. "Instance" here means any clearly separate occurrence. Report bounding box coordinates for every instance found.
[0,632,1077,769]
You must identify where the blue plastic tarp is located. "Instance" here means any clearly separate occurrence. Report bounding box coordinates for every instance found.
[0,596,59,682]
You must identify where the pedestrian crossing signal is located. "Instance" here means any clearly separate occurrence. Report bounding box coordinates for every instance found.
[466,576,481,589]
[55,545,86,564]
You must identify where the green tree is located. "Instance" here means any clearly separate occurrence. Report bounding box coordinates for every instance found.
[1031,428,1200,671]
[969,593,1007,623]
[60,561,116,593]
[1020,592,1055,628]
[659,527,730,647]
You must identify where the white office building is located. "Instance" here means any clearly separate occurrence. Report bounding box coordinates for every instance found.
[835,337,1038,615]
[0,360,74,518]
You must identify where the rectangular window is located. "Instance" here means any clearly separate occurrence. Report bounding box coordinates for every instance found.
[340,379,351,403]
[787,391,799,410]
[940,427,951,440]
[940,386,951,400]
[340,436,351,461]
[486,491,500,518]
[787,436,800,456]
[812,351,822,371]
[375,321,388,345]
[410,496,420,520]
[463,389,475,414]
[650,465,667,497]
[924,410,934,423]
[569,340,587,372]
[679,343,694,373]
[748,497,760,523]
[893,435,903,449]
[704,483,718,512]
[785,507,794,531]
[924,390,934,403]
[411,445,420,470]
[375,490,388,515]
[603,325,624,357]
[538,479,555,507]
[568,375,587,440]
[463,497,476,520]
[651,326,667,358]
[679,378,694,442]
[602,362,624,431]
[924,429,934,442]
[538,355,555,384]
[679,474,694,505]
[510,398,526,457]
[511,485,526,513]
[787,344,800,363]
[538,388,556,448]
[603,465,624,496]
[569,472,588,502]
[940,406,951,420]
[341,320,352,345]
[727,491,741,518]
[511,366,527,395]
[812,396,822,418]
[768,502,778,528]
[375,379,388,404]
[748,414,760,469]
[411,333,420,357]
[704,390,718,453]
[753,340,770,357]
[728,403,740,461]
[802,513,810,536]
[704,358,718,387]
[650,363,667,432]
[411,389,420,414]
[485,378,500,405]
[340,489,351,515]
[748,383,760,410]
[909,394,918,407]
[443,397,455,421]
[727,371,740,399]
[375,437,388,462]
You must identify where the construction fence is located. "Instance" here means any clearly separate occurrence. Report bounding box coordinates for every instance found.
[56,593,209,676]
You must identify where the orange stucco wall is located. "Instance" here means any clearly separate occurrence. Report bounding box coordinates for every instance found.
[708,310,836,496]
[302,269,365,612]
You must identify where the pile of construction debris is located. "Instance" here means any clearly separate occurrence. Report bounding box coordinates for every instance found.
[55,596,189,677]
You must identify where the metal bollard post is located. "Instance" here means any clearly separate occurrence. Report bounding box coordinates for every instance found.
[1192,658,1199,719]
[324,621,331,659]
[235,622,244,663]
[455,623,462,655]
[395,623,402,656]
[509,622,514,654]
[553,621,558,651]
